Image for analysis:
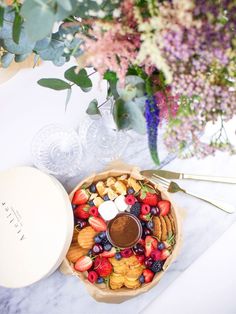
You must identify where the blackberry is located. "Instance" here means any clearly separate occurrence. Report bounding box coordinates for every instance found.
[130,202,141,216]
[151,260,163,273]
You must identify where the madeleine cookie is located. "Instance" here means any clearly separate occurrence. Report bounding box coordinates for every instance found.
[164,215,172,237]
[168,214,176,233]
[72,229,80,243]
[160,216,168,241]
[153,216,162,240]
[77,226,97,249]
[66,243,88,263]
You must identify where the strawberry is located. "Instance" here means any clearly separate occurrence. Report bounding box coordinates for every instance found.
[143,269,154,283]
[145,236,158,257]
[72,189,89,205]
[136,255,145,264]
[100,247,116,258]
[125,195,136,205]
[74,256,93,272]
[74,204,90,219]
[94,257,113,277]
[150,249,161,261]
[141,204,151,215]
[141,192,159,206]
[138,238,145,246]
[89,206,99,217]
[139,213,151,222]
[89,216,107,232]
[88,270,98,284]
[158,200,171,216]
[160,249,171,261]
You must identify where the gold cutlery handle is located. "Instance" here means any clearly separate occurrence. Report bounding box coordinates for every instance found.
[185,190,235,214]
[183,174,236,184]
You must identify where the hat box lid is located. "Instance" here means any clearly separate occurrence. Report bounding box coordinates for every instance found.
[0,167,74,288]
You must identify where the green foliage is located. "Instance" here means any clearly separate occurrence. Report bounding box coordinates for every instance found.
[13,12,22,44]
[86,99,101,116]
[64,67,92,91]
[37,78,71,90]
[0,6,4,28]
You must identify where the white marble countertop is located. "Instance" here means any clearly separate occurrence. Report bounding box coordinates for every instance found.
[0,62,236,314]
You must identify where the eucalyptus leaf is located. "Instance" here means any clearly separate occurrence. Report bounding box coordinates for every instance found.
[113,98,131,130]
[2,28,35,54]
[86,99,101,115]
[37,78,71,90]
[15,53,30,63]
[64,66,92,89]
[0,7,4,29]
[21,0,55,41]
[56,0,72,12]
[1,52,14,68]
[65,87,72,111]
[34,36,51,51]
[13,12,22,44]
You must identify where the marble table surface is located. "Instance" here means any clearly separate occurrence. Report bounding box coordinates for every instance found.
[0,61,236,314]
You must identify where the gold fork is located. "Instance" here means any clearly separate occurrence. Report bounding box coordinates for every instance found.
[151,174,235,214]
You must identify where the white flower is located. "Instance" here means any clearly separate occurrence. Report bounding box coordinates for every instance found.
[117,76,145,102]
[113,8,121,18]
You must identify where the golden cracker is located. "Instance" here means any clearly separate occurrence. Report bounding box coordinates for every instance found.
[164,215,172,237]
[66,243,88,263]
[168,214,176,234]
[77,226,97,249]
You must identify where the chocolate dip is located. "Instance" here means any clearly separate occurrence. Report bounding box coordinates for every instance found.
[107,213,142,248]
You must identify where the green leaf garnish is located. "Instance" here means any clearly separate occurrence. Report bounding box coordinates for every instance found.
[37,78,71,90]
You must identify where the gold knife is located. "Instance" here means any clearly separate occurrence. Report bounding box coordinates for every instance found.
[140,169,236,184]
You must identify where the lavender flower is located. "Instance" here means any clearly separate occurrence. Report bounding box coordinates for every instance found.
[145,96,160,165]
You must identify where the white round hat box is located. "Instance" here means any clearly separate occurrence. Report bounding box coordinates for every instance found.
[0,167,74,288]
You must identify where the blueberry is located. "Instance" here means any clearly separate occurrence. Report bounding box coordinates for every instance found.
[141,221,146,228]
[115,252,122,260]
[103,194,110,201]
[97,277,104,284]
[72,204,77,210]
[94,235,102,243]
[99,231,107,240]
[128,187,135,194]
[88,200,94,206]
[139,275,145,284]
[89,184,96,193]
[157,242,165,250]
[146,220,154,230]
[104,243,112,251]
[88,249,94,257]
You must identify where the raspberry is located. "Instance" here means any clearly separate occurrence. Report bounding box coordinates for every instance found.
[125,195,136,205]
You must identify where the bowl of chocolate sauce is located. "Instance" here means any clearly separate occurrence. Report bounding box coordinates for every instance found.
[107,213,142,248]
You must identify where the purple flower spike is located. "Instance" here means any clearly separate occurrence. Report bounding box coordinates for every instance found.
[145,96,160,165]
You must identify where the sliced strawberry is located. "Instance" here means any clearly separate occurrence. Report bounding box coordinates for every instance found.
[89,206,99,217]
[158,200,171,216]
[74,204,90,219]
[143,269,154,283]
[138,238,145,246]
[141,204,151,215]
[160,249,171,261]
[141,192,159,206]
[136,255,145,264]
[74,256,93,272]
[150,249,161,261]
[125,195,136,205]
[94,257,113,277]
[145,236,158,257]
[72,189,89,205]
[89,216,107,232]
[139,213,151,221]
[88,270,98,284]
[100,247,116,258]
